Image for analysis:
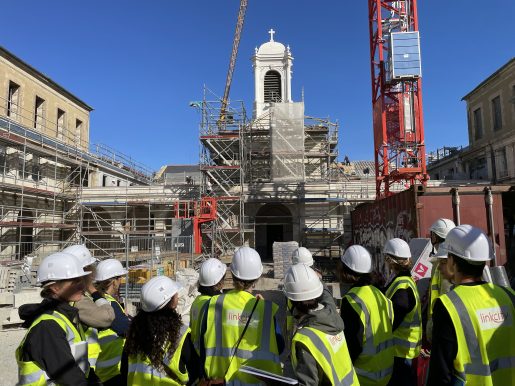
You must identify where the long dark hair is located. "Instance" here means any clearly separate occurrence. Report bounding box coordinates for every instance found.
[337,260,384,288]
[124,303,182,372]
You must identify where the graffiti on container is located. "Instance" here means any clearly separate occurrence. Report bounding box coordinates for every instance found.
[352,206,416,275]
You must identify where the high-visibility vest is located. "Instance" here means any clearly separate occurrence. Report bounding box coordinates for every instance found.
[75,293,101,370]
[127,326,190,386]
[439,283,515,386]
[291,326,359,386]
[85,326,100,369]
[429,261,442,319]
[189,294,211,355]
[95,294,125,382]
[203,290,282,385]
[345,285,395,386]
[286,299,294,339]
[16,310,89,385]
[385,276,422,359]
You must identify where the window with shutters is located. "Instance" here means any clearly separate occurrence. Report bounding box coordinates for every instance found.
[34,96,45,130]
[7,81,20,119]
[264,71,282,102]
[473,108,483,140]
[57,108,66,140]
[491,96,502,131]
[76,119,83,147]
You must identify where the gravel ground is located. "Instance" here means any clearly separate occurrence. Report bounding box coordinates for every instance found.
[0,307,25,386]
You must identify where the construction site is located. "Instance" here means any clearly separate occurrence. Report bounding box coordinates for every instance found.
[0,0,514,383]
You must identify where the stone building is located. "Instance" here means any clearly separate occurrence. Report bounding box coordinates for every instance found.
[199,31,378,261]
[428,58,515,183]
[0,45,154,262]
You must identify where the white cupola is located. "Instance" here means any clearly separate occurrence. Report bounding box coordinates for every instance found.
[252,29,293,118]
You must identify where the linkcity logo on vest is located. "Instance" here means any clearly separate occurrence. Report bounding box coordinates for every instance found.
[476,306,511,331]
[225,309,258,327]
[326,332,345,352]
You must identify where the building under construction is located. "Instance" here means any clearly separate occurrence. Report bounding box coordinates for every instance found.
[0,36,382,283]
[0,46,201,285]
[197,33,381,263]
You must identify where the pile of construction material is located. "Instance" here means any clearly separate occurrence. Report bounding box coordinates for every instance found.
[272,241,298,279]
[175,268,200,326]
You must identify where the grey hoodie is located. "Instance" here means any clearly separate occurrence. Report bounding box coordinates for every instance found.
[292,287,346,386]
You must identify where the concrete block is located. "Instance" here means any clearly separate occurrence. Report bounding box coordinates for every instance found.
[0,292,14,306]
[7,308,22,324]
[14,288,42,308]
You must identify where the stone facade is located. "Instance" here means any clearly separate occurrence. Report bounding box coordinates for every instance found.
[428,58,515,183]
[0,47,92,150]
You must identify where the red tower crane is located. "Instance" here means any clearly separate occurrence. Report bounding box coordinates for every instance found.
[368,0,428,198]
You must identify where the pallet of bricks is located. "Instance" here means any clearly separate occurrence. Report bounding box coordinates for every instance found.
[0,265,20,293]
[273,241,298,279]
[126,263,174,284]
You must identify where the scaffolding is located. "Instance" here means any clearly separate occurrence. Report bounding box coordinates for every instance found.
[198,88,351,260]
[199,92,247,258]
[0,92,200,270]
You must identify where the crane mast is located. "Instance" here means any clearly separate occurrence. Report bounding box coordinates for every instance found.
[219,0,248,125]
[368,0,428,198]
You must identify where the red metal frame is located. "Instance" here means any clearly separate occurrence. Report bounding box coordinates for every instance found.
[368,0,428,198]
[193,197,217,254]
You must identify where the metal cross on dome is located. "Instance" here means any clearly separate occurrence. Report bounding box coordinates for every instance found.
[268,28,275,42]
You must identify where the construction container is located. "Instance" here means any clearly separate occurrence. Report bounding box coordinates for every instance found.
[351,185,510,273]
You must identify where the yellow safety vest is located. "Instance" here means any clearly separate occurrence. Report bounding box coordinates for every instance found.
[286,299,294,339]
[127,326,190,385]
[385,276,422,359]
[85,326,101,370]
[16,310,89,385]
[345,285,395,386]
[439,283,515,386]
[95,293,125,382]
[203,290,282,385]
[74,293,101,370]
[189,294,211,355]
[291,326,359,386]
[429,261,442,319]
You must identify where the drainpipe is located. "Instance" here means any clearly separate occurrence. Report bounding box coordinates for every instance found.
[451,188,460,226]
[484,186,496,265]
[484,186,510,287]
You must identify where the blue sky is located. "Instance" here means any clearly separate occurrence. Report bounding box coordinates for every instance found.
[3,1,514,171]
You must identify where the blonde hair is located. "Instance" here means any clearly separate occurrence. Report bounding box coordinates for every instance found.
[385,254,412,272]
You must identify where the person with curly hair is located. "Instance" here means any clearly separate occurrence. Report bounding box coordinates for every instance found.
[121,276,200,385]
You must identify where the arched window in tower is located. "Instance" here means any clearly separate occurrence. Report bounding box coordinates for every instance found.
[264,70,282,102]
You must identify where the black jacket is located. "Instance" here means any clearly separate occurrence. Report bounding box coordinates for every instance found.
[18,298,89,386]
[427,281,486,386]
[384,271,416,331]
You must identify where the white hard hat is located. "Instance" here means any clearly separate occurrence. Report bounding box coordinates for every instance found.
[283,264,323,302]
[383,238,411,259]
[429,242,449,263]
[199,258,227,286]
[292,247,314,266]
[230,247,263,281]
[141,276,182,312]
[94,259,128,282]
[37,252,91,284]
[62,244,96,267]
[429,218,456,239]
[445,224,493,264]
[341,245,372,274]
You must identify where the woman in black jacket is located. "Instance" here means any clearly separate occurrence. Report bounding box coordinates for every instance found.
[16,252,92,385]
